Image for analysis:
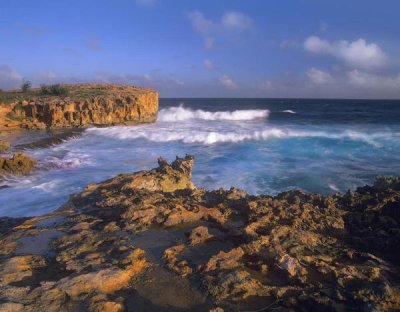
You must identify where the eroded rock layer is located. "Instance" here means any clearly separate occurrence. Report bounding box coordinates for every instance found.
[0,156,399,311]
[0,84,159,129]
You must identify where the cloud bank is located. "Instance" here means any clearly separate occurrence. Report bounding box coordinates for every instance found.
[219,74,237,89]
[304,36,387,69]
[188,10,253,49]
[307,68,334,84]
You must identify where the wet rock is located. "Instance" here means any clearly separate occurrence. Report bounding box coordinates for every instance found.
[0,217,29,235]
[0,140,10,154]
[0,302,25,312]
[89,300,124,312]
[163,244,193,276]
[205,247,244,272]
[277,254,307,279]
[0,158,399,311]
[0,255,47,285]
[0,153,36,176]
[204,270,269,302]
[188,226,214,245]
[78,155,195,196]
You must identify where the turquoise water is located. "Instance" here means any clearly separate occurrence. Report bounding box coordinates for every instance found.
[1,98,400,217]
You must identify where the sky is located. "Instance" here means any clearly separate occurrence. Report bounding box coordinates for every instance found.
[0,0,399,98]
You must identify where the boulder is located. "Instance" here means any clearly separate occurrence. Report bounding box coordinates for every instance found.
[0,140,10,153]
[188,226,214,245]
[0,153,36,176]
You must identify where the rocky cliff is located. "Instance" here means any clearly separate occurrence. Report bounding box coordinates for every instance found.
[0,84,159,130]
[0,156,399,311]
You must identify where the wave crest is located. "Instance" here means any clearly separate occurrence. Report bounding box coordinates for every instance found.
[158,105,269,122]
[88,126,388,146]
[281,109,296,114]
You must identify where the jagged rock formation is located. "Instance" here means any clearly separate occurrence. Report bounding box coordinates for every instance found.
[0,84,159,130]
[0,141,10,154]
[0,153,37,177]
[0,157,399,311]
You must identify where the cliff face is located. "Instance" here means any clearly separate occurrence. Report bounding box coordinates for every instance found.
[0,84,159,130]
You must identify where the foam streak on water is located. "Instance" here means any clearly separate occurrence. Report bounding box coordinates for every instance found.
[1,99,400,217]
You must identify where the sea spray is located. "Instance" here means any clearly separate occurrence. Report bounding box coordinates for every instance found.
[1,99,400,217]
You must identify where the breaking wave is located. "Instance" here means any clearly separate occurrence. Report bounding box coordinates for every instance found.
[281,109,296,114]
[158,105,269,122]
[88,126,390,146]
[35,151,93,170]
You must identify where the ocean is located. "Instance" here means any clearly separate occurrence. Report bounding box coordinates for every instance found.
[1,98,400,217]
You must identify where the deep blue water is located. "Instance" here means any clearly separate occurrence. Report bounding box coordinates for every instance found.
[1,98,400,217]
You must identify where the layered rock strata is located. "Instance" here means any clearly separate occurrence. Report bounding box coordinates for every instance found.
[0,84,159,130]
[0,156,399,311]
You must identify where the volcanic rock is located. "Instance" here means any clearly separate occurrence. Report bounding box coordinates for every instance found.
[0,157,399,311]
[0,140,10,154]
[0,153,36,176]
[0,83,159,130]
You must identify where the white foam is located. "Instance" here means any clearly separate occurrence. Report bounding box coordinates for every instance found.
[281,109,296,114]
[328,183,340,192]
[37,151,92,170]
[88,124,388,146]
[158,105,269,122]
[32,180,60,191]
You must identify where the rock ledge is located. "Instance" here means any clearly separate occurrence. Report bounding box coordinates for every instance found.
[0,157,399,311]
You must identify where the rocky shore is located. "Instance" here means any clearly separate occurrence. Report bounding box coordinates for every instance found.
[0,140,37,179]
[0,84,159,130]
[0,156,399,311]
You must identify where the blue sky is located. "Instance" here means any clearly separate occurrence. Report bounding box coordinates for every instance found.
[0,0,399,98]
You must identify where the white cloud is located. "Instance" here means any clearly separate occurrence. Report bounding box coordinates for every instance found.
[221,11,252,30]
[347,70,400,89]
[304,36,387,69]
[188,11,214,35]
[0,65,23,90]
[219,74,237,89]
[188,10,253,49]
[307,67,333,84]
[188,11,215,48]
[203,59,215,70]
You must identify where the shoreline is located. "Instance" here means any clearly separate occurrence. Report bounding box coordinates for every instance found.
[0,156,399,311]
[1,128,85,150]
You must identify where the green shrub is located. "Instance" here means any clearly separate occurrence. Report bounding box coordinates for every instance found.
[6,112,24,121]
[21,81,31,92]
[40,84,69,96]
[15,103,23,111]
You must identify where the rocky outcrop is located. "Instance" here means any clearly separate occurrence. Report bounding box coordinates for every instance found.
[0,84,159,130]
[0,140,10,154]
[0,153,36,176]
[0,157,399,311]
